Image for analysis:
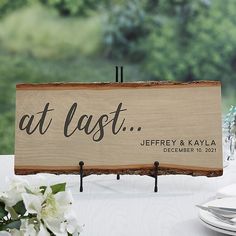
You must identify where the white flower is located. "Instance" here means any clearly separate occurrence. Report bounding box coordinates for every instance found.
[22,187,81,236]
[19,219,37,236]
[0,177,29,207]
[21,193,44,215]
[0,231,11,236]
[0,179,82,236]
[63,210,83,235]
[7,219,51,236]
[8,177,28,191]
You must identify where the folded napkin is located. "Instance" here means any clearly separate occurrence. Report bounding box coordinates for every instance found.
[217,184,236,198]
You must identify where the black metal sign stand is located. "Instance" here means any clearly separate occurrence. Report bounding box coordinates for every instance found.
[79,66,159,193]
[79,161,84,192]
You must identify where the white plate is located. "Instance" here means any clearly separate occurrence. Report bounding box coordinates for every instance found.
[200,218,236,235]
[198,197,236,233]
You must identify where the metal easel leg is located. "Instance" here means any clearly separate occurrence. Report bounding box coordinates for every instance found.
[79,161,84,192]
[154,161,159,192]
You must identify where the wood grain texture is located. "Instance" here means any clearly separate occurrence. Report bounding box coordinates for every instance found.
[15,81,223,176]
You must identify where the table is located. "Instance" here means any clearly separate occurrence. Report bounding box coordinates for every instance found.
[0,155,235,236]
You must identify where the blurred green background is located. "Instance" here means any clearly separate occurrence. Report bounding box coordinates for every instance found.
[0,0,235,154]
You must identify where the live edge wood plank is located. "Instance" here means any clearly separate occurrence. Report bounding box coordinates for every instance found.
[15,165,223,177]
[15,81,222,177]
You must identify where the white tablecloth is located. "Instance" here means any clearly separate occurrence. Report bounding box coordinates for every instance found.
[0,155,235,236]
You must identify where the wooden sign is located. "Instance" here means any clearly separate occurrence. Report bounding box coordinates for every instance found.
[15,81,223,177]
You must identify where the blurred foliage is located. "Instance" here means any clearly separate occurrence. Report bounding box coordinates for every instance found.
[39,0,100,16]
[0,0,36,17]
[0,4,102,58]
[0,111,14,154]
[103,0,151,60]
[145,0,236,85]
[102,0,236,90]
[0,0,107,18]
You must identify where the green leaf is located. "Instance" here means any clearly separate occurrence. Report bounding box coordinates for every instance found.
[13,201,26,216]
[2,220,21,230]
[0,201,8,219]
[51,183,66,194]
